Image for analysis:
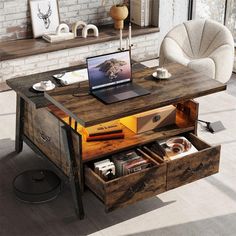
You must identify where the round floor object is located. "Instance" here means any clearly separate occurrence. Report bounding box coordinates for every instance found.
[13,169,61,203]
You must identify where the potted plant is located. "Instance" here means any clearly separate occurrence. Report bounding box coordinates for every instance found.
[102,0,129,30]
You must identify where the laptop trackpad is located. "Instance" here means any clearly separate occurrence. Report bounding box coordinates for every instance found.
[113,90,138,99]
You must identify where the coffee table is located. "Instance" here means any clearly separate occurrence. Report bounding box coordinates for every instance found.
[7,62,226,219]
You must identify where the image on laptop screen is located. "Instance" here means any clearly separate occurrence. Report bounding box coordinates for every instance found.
[87,50,131,90]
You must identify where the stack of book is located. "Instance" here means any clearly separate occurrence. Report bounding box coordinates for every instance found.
[112,149,152,176]
[83,121,124,142]
[130,0,159,27]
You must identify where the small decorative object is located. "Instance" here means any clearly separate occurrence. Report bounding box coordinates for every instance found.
[56,23,70,34]
[82,24,99,38]
[128,23,133,48]
[42,23,74,43]
[159,136,197,160]
[72,21,87,37]
[109,2,129,29]
[152,67,172,79]
[119,29,124,51]
[32,80,55,91]
[30,0,60,38]
[53,68,88,85]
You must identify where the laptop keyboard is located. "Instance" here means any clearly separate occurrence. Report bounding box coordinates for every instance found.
[113,90,138,99]
[105,83,135,93]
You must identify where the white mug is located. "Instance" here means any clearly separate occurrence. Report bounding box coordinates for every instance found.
[156,67,168,78]
[40,80,52,89]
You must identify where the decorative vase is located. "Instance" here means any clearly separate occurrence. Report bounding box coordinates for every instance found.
[110,4,128,30]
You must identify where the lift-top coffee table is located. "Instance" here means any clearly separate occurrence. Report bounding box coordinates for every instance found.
[7,62,226,219]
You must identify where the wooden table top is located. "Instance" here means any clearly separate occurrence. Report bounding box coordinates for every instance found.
[6,62,147,108]
[45,63,226,127]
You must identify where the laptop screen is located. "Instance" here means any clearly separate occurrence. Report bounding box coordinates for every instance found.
[87,50,131,90]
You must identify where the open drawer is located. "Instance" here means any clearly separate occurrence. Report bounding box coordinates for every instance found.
[85,156,166,212]
[166,133,221,190]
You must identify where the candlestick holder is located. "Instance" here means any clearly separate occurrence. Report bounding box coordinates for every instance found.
[118,47,125,51]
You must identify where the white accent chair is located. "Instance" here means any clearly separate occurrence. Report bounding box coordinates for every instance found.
[160,19,234,83]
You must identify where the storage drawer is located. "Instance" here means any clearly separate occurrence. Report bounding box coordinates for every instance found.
[85,162,166,212]
[166,133,221,190]
[33,108,61,168]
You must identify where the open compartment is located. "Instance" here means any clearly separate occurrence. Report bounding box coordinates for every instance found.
[84,148,167,212]
[166,133,221,190]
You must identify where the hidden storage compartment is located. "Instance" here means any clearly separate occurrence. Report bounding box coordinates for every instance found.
[165,133,221,190]
[85,148,167,212]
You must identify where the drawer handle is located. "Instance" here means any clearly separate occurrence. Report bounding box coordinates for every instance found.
[186,163,204,174]
[180,163,204,181]
[40,132,51,142]
[153,115,161,123]
[129,181,148,194]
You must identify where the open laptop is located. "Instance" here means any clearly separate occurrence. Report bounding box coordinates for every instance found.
[86,50,150,104]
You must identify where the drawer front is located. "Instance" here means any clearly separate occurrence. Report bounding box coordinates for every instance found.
[85,164,167,212]
[166,145,220,190]
[33,108,61,168]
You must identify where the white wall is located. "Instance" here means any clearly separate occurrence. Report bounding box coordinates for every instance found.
[0,0,189,82]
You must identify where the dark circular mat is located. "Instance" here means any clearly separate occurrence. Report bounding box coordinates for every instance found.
[13,169,61,203]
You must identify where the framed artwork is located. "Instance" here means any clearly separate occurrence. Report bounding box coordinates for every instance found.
[30,0,60,38]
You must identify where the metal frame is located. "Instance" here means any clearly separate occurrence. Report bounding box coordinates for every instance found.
[61,125,84,219]
[15,95,24,153]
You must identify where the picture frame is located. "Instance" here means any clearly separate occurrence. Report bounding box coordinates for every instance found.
[30,0,60,38]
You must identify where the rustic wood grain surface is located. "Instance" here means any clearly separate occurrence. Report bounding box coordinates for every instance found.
[0,25,159,61]
[45,63,226,127]
[6,61,146,108]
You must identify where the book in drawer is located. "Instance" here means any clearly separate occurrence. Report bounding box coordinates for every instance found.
[120,105,176,134]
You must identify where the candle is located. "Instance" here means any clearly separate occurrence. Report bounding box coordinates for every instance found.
[119,29,123,50]
[128,23,132,47]
[126,38,129,50]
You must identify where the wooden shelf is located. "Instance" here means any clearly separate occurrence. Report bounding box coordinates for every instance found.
[81,124,195,163]
[0,24,159,61]
[47,103,196,163]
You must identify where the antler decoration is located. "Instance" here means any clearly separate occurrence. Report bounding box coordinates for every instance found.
[37,2,52,29]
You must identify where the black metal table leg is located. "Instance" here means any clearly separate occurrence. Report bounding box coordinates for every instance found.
[15,95,25,153]
[61,125,84,219]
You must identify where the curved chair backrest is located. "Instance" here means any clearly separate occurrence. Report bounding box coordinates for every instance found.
[160,19,234,83]
[165,19,234,59]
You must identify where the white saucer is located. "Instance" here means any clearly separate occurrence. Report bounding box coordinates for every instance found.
[152,72,172,79]
[32,82,56,92]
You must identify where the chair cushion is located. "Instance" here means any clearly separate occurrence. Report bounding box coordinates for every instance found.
[160,19,234,83]
[188,58,215,80]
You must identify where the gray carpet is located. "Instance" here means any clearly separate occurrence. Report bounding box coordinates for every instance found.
[0,90,236,236]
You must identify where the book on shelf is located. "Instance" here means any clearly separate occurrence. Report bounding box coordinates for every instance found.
[112,150,152,176]
[85,132,124,142]
[83,120,123,137]
[130,0,145,27]
[123,157,151,175]
[130,0,159,27]
[151,0,159,27]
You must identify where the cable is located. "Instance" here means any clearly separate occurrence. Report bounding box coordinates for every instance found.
[198,119,211,125]
[72,83,90,97]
